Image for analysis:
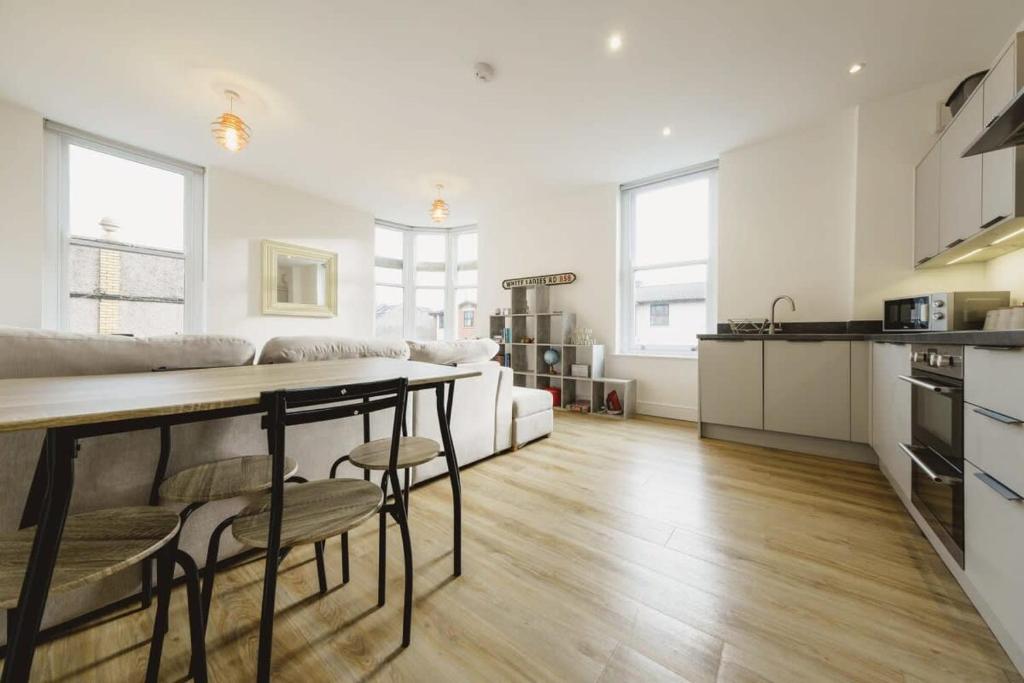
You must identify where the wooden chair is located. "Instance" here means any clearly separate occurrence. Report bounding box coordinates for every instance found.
[0,507,207,682]
[203,377,417,658]
[330,432,440,606]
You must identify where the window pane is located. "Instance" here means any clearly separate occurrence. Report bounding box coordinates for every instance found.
[456,288,477,339]
[414,288,445,341]
[375,285,404,339]
[415,233,446,263]
[67,144,186,336]
[457,266,477,287]
[375,265,402,285]
[416,268,446,286]
[634,265,707,348]
[375,227,404,260]
[457,232,477,263]
[69,145,185,250]
[633,176,709,266]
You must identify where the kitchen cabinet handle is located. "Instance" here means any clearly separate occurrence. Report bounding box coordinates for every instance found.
[972,346,1019,351]
[784,339,824,343]
[975,472,1023,502]
[945,238,965,249]
[897,375,956,393]
[988,115,1001,128]
[980,215,1007,230]
[915,256,932,266]
[898,443,961,484]
[972,406,1023,425]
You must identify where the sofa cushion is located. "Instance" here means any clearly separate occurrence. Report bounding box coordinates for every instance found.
[511,386,554,418]
[407,339,499,365]
[0,326,153,378]
[258,336,410,364]
[148,334,256,370]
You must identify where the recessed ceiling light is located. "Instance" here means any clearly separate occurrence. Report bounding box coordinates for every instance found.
[848,62,865,74]
[608,33,623,52]
[662,126,672,137]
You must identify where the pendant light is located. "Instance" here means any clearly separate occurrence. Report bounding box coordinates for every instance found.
[211,90,251,152]
[430,184,450,224]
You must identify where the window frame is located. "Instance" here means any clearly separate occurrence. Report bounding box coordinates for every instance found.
[43,121,206,334]
[373,219,478,341]
[618,162,718,358]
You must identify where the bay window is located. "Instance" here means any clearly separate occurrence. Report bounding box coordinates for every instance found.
[374,221,478,341]
[619,163,717,356]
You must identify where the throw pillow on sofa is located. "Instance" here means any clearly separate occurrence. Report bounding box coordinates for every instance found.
[406,339,499,365]
[259,336,411,364]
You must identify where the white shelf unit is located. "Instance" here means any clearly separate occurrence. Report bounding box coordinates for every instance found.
[489,285,636,419]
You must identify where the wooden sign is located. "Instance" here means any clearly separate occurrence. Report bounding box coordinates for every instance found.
[502,272,576,289]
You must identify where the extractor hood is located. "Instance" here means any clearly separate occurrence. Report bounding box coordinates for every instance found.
[963,86,1024,157]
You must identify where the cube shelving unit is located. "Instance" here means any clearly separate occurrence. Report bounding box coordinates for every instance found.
[489,284,636,419]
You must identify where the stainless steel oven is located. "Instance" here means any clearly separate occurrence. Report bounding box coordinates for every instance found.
[898,344,964,567]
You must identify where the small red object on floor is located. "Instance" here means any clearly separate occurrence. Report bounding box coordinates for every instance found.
[606,390,622,413]
[543,386,561,406]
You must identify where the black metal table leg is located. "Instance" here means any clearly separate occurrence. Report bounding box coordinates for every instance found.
[256,396,285,683]
[3,428,76,683]
[435,383,462,576]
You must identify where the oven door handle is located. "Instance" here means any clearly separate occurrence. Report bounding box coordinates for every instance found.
[897,443,962,484]
[897,375,957,393]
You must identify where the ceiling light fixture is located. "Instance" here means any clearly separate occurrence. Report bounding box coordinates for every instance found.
[947,248,984,265]
[991,226,1024,245]
[848,62,865,74]
[662,126,672,137]
[211,90,251,152]
[430,184,450,224]
[608,33,623,52]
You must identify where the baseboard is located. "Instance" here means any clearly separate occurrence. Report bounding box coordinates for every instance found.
[700,423,878,464]
[637,401,698,422]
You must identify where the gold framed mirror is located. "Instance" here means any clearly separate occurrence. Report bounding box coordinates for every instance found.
[261,240,338,317]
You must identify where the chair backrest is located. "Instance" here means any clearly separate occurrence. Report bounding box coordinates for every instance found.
[260,377,409,472]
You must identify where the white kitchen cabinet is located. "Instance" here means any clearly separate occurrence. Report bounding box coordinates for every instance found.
[698,340,763,430]
[914,143,941,265]
[764,341,850,441]
[939,91,984,249]
[983,43,1017,229]
[965,345,1024,422]
[965,461,1024,662]
[871,342,912,498]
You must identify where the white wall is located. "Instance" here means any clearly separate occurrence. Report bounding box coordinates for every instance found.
[987,249,1024,303]
[851,79,988,316]
[478,185,700,420]
[717,108,859,322]
[205,167,375,350]
[0,99,45,328]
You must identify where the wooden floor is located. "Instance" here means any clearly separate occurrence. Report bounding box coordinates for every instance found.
[15,414,1023,682]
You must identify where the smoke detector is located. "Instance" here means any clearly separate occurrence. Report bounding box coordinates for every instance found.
[474,62,495,82]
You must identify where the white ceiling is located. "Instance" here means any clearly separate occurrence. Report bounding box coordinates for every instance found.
[1,0,1021,225]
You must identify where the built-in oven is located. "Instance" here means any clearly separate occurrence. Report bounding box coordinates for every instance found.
[898,344,964,567]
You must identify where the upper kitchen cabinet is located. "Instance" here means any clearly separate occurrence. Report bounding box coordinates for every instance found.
[916,31,1024,268]
[938,91,983,250]
[914,143,941,265]
[983,42,1018,228]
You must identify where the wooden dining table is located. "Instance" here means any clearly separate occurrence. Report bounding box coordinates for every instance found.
[0,358,480,683]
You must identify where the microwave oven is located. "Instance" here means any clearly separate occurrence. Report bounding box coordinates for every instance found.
[882,292,1009,332]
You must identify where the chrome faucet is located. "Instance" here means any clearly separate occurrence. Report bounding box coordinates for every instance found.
[769,295,796,334]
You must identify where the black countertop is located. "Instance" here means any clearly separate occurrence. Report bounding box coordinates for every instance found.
[698,322,1024,347]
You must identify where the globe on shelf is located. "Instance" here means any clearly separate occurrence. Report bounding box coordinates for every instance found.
[543,348,561,374]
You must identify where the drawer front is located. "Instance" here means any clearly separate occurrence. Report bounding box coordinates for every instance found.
[965,404,1024,497]
[965,462,1024,656]
[966,346,1024,422]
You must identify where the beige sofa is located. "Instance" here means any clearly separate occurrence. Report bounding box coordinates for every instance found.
[0,328,518,640]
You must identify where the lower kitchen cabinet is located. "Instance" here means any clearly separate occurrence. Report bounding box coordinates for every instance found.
[698,339,763,429]
[764,341,850,441]
[871,342,912,498]
[966,461,1024,658]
